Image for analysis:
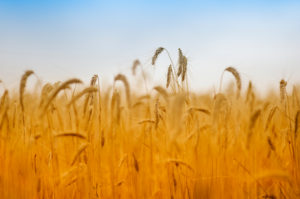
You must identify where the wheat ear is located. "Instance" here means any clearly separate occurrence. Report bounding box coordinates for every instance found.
[166,65,172,88]
[151,47,164,65]
[280,79,287,102]
[177,48,184,77]
[132,59,141,75]
[181,56,187,82]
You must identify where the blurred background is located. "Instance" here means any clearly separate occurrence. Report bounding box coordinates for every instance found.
[0,0,299,94]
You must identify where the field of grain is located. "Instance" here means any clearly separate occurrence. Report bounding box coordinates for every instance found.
[0,48,299,199]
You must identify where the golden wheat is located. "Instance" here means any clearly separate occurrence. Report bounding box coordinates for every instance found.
[0,49,299,199]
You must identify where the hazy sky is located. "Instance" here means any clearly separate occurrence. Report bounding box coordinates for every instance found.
[0,0,300,93]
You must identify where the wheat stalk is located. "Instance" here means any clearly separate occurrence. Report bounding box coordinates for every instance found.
[166,65,172,88]
[267,136,276,151]
[224,67,241,98]
[247,109,261,149]
[138,119,155,125]
[55,132,87,140]
[114,74,131,107]
[42,78,82,114]
[71,143,89,166]
[245,81,253,102]
[0,90,8,110]
[166,159,194,172]
[19,70,34,111]
[154,86,168,101]
[101,130,105,148]
[292,86,300,108]
[188,107,210,115]
[82,75,99,114]
[0,90,9,130]
[181,56,187,82]
[255,171,291,183]
[250,109,261,130]
[265,106,278,130]
[39,83,53,107]
[132,101,144,108]
[155,98,159,129]
[90,74,98,86]
[132,153,139,172]
[59,163,86,186]
[67,87,98,107]
[295,110,300,139]
[213,93,228,122]
[280,79,287,102]
[111,90,121,124]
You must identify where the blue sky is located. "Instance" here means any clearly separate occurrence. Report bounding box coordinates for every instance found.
[0,0,300,93]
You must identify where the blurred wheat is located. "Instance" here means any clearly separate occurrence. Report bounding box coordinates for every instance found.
[0,48,299,199]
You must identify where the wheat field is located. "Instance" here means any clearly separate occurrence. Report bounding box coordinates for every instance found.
[0,48,299,199]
